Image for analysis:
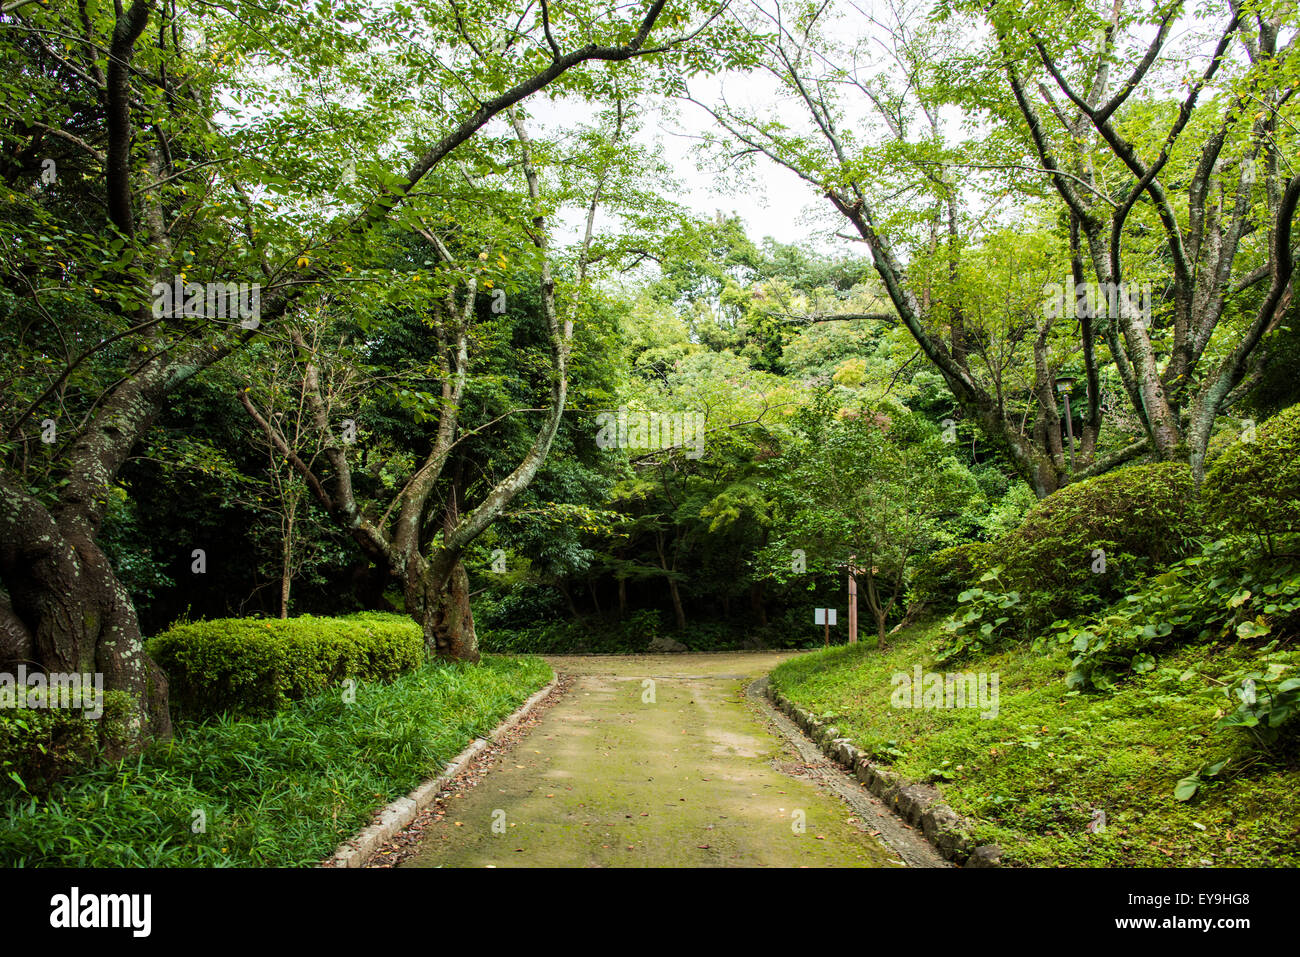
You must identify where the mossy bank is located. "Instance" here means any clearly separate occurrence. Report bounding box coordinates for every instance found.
[769,624,1300,867]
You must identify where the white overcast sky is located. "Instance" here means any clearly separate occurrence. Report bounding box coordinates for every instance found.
[518,43,881,260]
[526,89,838,253]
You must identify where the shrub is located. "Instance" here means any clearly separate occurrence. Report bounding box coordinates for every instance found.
[474,582,568,631]
[148,612,424,720]
[478,609,681,655]
[908,541,994,608]
[1057,540,1300,691]
[1215,646,1300,747]
[984,482,1038,538]
[1204,403,1300,548]
[478,620,590,655]
[987,461,1201,631]
[0,687,133,794]
[935,568,1023,663]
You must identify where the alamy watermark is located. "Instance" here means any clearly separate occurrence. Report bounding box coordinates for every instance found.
[50,887,150,937]
[0,666,105,719]
[152,277,261,329]
[595,406,705,459]
[1042,279,1152,327]
[890,665,999,719]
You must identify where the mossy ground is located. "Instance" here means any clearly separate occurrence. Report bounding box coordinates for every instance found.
[769,624,1300,867]
[403,652,903,867]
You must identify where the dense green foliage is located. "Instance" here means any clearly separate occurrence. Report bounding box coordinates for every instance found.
[1204,404,1300,550]
[148,613,424,720]
[755,404,985,646]
[909,542,995,609]
[1059,542,1300,694]
[0,656,552,866]
[996,462,1200,622]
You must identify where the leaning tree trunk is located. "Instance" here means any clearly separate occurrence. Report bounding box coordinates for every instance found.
[0,481,171,756]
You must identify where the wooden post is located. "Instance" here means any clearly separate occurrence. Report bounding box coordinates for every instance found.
[848,556,858,644]
[824,616,829,648]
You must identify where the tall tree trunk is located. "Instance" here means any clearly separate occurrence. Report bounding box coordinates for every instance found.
[418,558,479,663]
[279,565,291,619]
[666,577,687,631]
[558,580,579,618]
[279,503,295,619]
[654,530,686,630]
[864,566,888,650]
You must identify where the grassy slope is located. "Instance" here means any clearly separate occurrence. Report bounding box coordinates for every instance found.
[1,655,552,867]
[769,624,1300,867]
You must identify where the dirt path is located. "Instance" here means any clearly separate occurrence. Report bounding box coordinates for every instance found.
[399,653,908,868]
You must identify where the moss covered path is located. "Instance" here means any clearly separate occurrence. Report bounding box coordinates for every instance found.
[401,653,904,868]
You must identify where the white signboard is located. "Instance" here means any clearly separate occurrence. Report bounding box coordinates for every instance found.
[815,608,837,626]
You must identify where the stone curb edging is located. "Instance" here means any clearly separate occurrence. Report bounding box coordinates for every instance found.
[764,684,1003,868]
[323,676,560,869]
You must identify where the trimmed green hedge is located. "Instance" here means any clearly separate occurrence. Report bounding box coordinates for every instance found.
[1205,403,1300,545]
[148,612,424,720]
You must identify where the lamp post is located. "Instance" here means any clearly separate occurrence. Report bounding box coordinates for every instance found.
[1055,376,1077,474]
